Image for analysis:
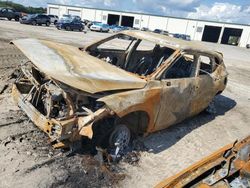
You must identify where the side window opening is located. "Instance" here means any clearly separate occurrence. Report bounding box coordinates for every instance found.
[161,53,196,79]
[199,55,217,75]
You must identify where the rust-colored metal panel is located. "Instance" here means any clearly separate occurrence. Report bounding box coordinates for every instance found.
[155,136,250,188]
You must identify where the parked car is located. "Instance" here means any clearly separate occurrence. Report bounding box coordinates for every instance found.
[12,31,227,153]
[56,18,84,31]
[90,22,109,32]
[173,33,191,41]
[0,7,20,21]
[153,29,162,34]
[48,14,59,24]
[61,14,81,21]
[153,29,169,36]
[20,14,51,26]
[141,27,149,31]
[109,25,126,32]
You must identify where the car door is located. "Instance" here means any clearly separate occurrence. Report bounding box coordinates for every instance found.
[189,54,217,116]
[154,53,199,131]
[36,15,42,24]
[41,15,47,24]
[0,8,7,17]
[71,20,78,30]
[7,9,14,18]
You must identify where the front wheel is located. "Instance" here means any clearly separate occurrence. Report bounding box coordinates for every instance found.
[7,17,12,21]
[109,124,131,154]
[32,20,36,25]
[66,26,71,31]
[79,27,83,32]
[15,17,19,21]
[46,21,50,26]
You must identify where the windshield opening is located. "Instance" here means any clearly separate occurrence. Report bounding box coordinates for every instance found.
[86,34,175,76]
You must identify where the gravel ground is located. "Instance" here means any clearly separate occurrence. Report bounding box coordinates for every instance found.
[0,19,249,188]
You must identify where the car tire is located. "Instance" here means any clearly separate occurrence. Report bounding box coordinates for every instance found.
[54,20,57,25]
[79,27,83,32]
[109,124,131,152]
[7,17,12,21]
[46,21,50,27]
[32,20,36,25]
[100,29,103,32]
[66,26,71,31]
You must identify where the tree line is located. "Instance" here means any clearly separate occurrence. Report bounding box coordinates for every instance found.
[0,1,46,14]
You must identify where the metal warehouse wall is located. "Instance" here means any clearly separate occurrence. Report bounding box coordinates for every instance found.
[47,4,250,47]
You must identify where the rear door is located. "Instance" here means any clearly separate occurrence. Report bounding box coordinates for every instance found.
[189,54,217,116]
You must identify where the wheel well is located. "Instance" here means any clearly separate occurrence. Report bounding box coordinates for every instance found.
[115,111,149,135]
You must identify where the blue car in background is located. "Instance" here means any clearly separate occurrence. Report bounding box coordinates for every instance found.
[173,34,191,41]
[56,18,84,31]
[109,25,128,32]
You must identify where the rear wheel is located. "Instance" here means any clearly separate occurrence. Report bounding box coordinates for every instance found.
[79,27,83,32]
[15,17,19,21]
[46,21,50,26]
[7,17,12,21]
[54,20,57,25]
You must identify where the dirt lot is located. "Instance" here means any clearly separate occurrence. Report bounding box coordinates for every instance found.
[0,20,249,188]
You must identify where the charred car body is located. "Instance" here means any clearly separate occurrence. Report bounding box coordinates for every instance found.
[11,31,228,150]
[155,135,250,188]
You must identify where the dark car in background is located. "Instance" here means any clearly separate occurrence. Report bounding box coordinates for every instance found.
[173,34,191,41]
[56,18,84,31]
[153,29,169,36]
[0,7,20,21]
[20,14,51,26]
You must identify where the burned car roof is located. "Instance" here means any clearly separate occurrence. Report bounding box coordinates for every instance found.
[120,30,218,53]
[12,38,146,94]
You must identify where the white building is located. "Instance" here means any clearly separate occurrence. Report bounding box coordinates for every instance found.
[47,3,250,47]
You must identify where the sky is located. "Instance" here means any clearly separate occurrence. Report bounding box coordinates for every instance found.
[9,0,250,24]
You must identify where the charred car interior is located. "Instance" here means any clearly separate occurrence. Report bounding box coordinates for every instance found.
[11,31,228,153]
[155,135,250,188]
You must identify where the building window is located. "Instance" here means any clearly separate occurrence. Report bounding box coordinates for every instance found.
[197,27,203,33]
[134,19,140,25]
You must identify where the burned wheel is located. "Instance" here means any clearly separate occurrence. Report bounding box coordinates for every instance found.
[109,124,131,152]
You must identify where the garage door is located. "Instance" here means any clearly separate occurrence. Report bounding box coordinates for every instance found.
[68,9,81,17]
[49,7,59,16]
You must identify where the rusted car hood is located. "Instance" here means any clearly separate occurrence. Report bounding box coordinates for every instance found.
[12,38,146,93]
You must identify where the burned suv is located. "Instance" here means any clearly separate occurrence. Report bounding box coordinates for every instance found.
[12,31,228,151]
